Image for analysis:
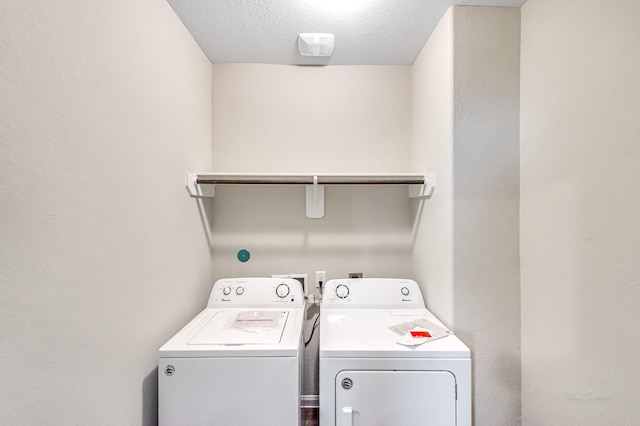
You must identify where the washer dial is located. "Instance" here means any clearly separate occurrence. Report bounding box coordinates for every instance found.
[335,284,350,299]
[222,286,231,296]
[236,286,244,295]
[275,283,290,298]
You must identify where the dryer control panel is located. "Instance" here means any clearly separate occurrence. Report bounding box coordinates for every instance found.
[322,278,426,309]
[208,277,304,308]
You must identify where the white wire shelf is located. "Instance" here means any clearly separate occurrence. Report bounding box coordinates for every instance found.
[185,172,435,218]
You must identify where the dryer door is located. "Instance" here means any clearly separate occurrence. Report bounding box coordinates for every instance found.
[335,370,457,426]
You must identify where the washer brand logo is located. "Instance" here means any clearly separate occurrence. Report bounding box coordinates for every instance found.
[402,298,412,302]
[165,365,175,376]
[341,378,353,390]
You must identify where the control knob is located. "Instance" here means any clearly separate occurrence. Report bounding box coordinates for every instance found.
[401,287,410,296]
[275,283,290,298]
[335,284,350,299]
[222,286,231,296]
[236,286,244,295]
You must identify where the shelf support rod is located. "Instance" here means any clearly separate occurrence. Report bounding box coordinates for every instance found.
[408,172,436,199]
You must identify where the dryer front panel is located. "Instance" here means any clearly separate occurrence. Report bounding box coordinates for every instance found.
[335,370,456,426]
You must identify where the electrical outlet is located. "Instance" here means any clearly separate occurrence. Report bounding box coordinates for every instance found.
[315,271,326,288]
[348,272,363,279]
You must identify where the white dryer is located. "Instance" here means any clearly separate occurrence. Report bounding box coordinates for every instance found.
[159,277,305,426]
[319,278,471,426]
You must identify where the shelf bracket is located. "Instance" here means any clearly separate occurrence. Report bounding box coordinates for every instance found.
[305,175,325,219]
[408,172,436,199]
[185,172,215,197]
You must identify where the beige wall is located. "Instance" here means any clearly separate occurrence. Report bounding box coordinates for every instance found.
[413,6,521,425]
[212,64,411,173]
[0,1,213,424]
[209,64,414,285]
[521,0,640,424]
[411,7,456,326]
[453,7,521,426]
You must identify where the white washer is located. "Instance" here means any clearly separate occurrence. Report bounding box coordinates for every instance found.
[159,277,305,426]
[320,278,471,426]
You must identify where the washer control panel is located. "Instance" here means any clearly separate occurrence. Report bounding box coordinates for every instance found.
[321,278,425,309]
[208,278,303,308]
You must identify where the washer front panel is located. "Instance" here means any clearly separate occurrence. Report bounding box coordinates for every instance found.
[159,356,300,426]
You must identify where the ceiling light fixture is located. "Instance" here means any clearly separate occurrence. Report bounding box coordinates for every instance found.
[298,33,335,57]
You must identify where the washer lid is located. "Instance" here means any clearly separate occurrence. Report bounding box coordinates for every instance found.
[158,308,304,358]
[188,310,288,345]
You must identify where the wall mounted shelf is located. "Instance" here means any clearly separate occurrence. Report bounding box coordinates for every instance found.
[185,172,435,218]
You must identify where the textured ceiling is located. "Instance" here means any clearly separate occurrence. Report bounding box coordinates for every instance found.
[167,0,526,65]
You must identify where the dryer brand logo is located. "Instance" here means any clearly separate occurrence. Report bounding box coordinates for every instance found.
[341,378,353,390]
[402,298,412,302]
[164,365,175,376]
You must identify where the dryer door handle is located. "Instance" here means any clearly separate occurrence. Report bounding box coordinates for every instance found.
[341,406,353,426]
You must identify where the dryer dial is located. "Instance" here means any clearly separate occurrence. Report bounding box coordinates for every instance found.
[335,284,350,299]
[401,286,410,296]
[275,283,290,298]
